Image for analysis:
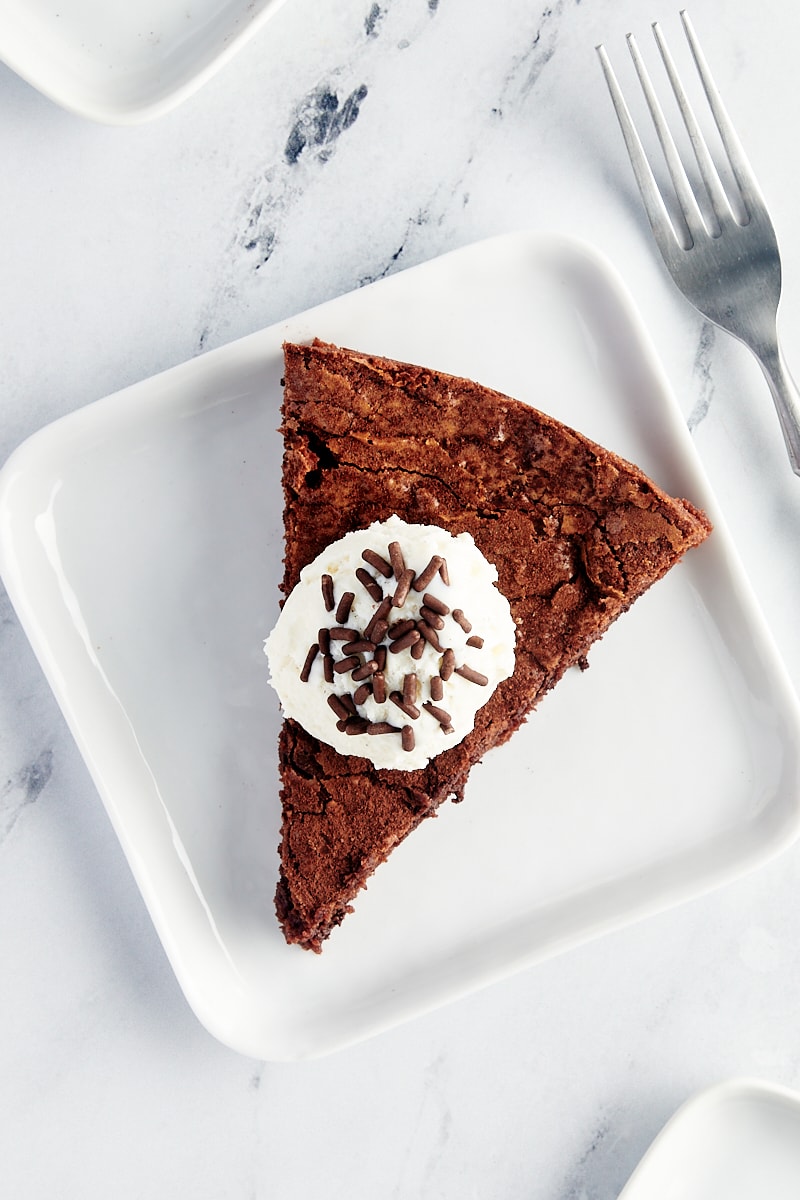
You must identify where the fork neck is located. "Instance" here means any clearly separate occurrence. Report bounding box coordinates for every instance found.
[751,339,800,477]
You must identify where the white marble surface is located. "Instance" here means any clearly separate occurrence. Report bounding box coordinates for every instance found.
[3,0,800,1195]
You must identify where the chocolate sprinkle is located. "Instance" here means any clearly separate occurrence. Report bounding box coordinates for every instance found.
[335,591,355,623]
[353,682,373,705]
[402,672,418,705]
[389,628,421,653]
[342,639,375,655]
[388,618,415,640]
[364,597,392,641]
[439,558,450,586]
[300,643,319,682]
[413,555,443,592]
[355,567,383,602]
[422,592,449,616]
[388,540,406,577]
[330,627,358,640]
[373,671,387,704]
[368,722,401,735]
[420,605,445,630]
[323,654,334,683]
[455,664,489,686]
[410,638,425,660]
[466,635,484,649]
[440,648,456,680]
[321,574,335,611]
[344,717,370,736]
[318,628,331,655]
[370,619,389,644]
[333,655,360,674]
[362,548,393,578]
[452,608,472,633]
[392,568,416,607]
[417,621,442,651]
[401,725,415,752]
[422,701,453,728]
[390,691,420,720]
[327,694,351,720]
[430,675,444,701]
[374,646,387,672]
[351,660,379,681]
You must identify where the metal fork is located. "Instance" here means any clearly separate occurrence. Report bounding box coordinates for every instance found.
[597,10,800,476]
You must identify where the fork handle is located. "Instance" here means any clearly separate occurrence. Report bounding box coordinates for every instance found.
[756,341,800,477]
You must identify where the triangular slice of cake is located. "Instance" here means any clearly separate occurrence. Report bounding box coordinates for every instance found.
[270,339,712,951]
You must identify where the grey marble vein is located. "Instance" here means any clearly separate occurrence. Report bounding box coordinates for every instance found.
[283,83,369,169]
[389,1051,453,1198]
[687,321,716,432]
[1,746,53,843]
[358,208,434,286]
[364,3,385,38]
[493,0,566,114]
[558,1115,625,1200]
[0,586,16,634]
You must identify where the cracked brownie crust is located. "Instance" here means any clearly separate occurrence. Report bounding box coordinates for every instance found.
[274,339,712,951]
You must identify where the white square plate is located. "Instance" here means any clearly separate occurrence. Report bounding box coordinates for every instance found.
[619,1079,800,1199]
[2,232,799,1060]
[0,0,289,123]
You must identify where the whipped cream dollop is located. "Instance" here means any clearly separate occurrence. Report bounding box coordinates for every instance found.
[264,515,516,770]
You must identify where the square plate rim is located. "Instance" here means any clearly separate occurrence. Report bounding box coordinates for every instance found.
[2,229,800,1060]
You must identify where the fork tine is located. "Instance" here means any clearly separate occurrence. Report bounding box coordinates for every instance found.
[625,30,707,247]
[651,19,729,231]
[679,10,763,220]
[596,42,688,252]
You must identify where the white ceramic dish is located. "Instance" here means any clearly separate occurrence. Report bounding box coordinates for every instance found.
[0,0,289,124]
[1,231,799,1061]
[619,1079,800,1199]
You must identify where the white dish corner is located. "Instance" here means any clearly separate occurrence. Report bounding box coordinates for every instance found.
[0,0,291,124]
[619,1078,800,1200]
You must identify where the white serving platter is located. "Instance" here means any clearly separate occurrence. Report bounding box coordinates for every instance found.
[618,1079,800,1199]
[0,0,289,123]
[1,231,799,1060]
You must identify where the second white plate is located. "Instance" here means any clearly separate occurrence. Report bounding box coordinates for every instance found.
[1,231,799,1059]
[0,0,290,123]
[619,1079,800,1199]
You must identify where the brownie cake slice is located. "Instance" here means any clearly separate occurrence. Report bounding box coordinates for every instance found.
[273,339,712,951]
